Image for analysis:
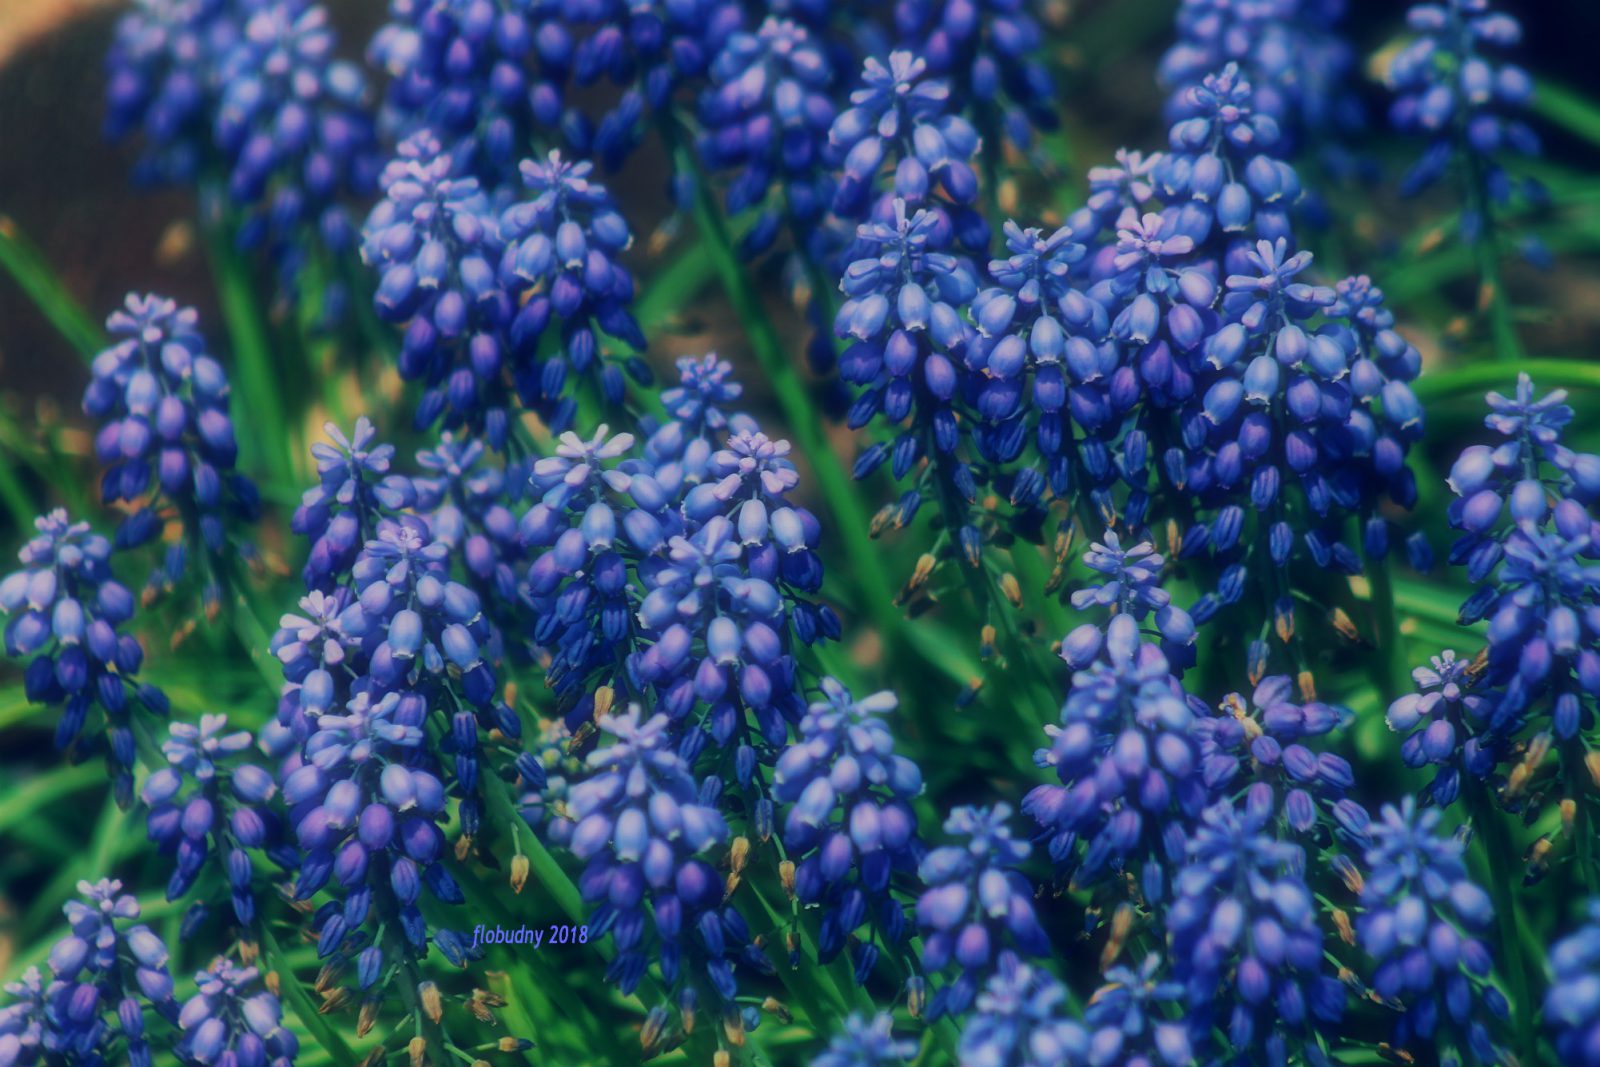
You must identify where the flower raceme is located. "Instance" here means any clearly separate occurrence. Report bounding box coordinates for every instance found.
[84,293,261,611]
[0,510,169,809]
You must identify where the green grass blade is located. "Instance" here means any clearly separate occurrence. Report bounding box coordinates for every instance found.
[0,214,106,362]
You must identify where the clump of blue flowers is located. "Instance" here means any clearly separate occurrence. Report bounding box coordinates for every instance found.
[84,293,260,612]
[1,510,169,808]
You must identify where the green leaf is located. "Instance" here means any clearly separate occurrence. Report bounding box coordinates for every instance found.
[0,215,106,362]
[1535,79,1600,150]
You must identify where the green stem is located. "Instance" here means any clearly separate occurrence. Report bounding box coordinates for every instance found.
[200,212,298,491]
[1462,784,1535,1053]
[1364,557,1412,699]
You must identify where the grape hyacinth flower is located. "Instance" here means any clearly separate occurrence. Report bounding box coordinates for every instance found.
[1355,799,1507,1062]
[141,714,286,927]
[289,416,417,592]
[1385,1,1544,245]
[958,955,1094,1067]
[1166,788,1346,1063]
[1547,899,1600,1066]
[568,708,773,1039]
[835,199,980,545]
[915,805,1049,1019]
[890,0,1058,155]
[1024,614,1206,904]
[369,0,569,189]
[828,52,985,253]
[1190,674,1358,837]
[1386,650,1503,807]
[1070,532,1196,656]
[362,132,521,448]
[175,957,299,1066]
[1083,953,1195,1066]
[696,17,839,261]
[213,0,379,294]
[498,150,650,427]
[104,0,239,186]
[811,1012,917,1067]
[84,293,260,610]
[0,510,169,809]
[772,679,924,972]
[1159,0,1362,154]
[23,880,178,1067]
[515,717,581,848]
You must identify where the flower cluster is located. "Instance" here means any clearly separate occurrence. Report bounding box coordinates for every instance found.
[1385,0,1544,247]
[915,805,1049,1019]
[1386,649,1502,806]
[175,957,299,1066]
[812,1012,918,1067]
[772,679,924,973]
[1166,788,1346,1063]
[84,293,260,610]
[695,16,838,261]
[106,0,378,297]
[568,708,772,1046]
[1445,375,1600,816]
[1547,899,1600,1066]
[497,151,650,423]
[1354,799,1507,1061]
[1,510,168,808]
[272,419,524,1006]
[890,0,1057,155]
[141,714,285,928]
[1159,0,1362,152]
[2,881,178,1067]
[1024,614,1206,903]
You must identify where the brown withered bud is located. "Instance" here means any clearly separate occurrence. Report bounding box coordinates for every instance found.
[722,1011,746,1047]
[1333,909,1355,946]
[318,988,350,1014]
[779,860,797,900]
[1329,607,1360,643]
[999,572,1022,607]
[729,836,750,874]
[980,624,998,659]
[408,1036,427,1067]
[870,502,898,537]
[714,1051,732,1067]
[264,970,281,998]
[1296,670,1316,702]
[359,1049,386,1067]
[593,685,615,720]
[1099,903,1133,972]
[358,999,380,1038]
[419,981,443,1024]
[454,835,473,862]
[509,852,530,893]
[761,997,793,1025]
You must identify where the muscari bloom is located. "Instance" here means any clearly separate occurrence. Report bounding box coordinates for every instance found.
[1069,532,1197,654]
[0,510,169,809]
[828,51,985,253]
[362,131,521,448]
[1024,614,1206,904]
[811,1011,918,1067]
[84,293,260,610]
[915,804,1049,1019]
[2,880,178,1067]
[1546,898,1600,1066]
[369,0,566,187]
[696,16,838,260]
[1385,649,1503,807]
[1355,798,1506,1062]
[498,150,651,426]
[175,957,299,1066]
[104,0,239,185]
[141,714,287,928]
[1385,0,1545,255]
[1083,953,1195,1066]
[1159,0,1362,153]
[958,955,1095,1067]
[213,0,379,288]
[1166,787,1345,1064]
[568,708,772,1042]
[890,0,1058,155]
[772,679,924,974]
